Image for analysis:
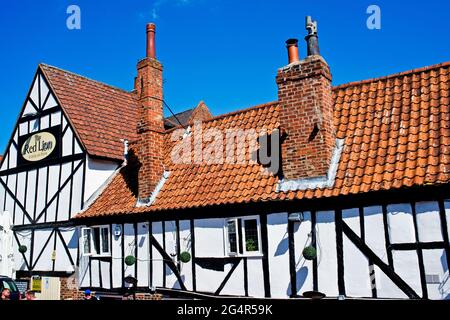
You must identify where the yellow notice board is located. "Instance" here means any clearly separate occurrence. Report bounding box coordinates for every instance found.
[31,276,42,292]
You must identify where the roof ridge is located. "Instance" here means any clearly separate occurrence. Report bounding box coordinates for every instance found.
[39,63,136,96]
[333,61,450,91]
[165,101,279,133]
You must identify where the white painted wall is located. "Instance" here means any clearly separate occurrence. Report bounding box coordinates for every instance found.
[387,203,416,244]
[78,200,450,300]
[415,202,443,242]
[267,212,290,298]
[84,156,118,203]
[316,210,339,297]
[293,212,314,296]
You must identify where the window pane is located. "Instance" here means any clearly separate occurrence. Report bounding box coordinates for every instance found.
[93,228,101,254]
[244,219,259,252]
[83,229,91,254]
[101,227,109,254]
[227,220,238,253]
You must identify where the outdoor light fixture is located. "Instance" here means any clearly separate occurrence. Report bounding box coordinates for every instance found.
[288,212,304,222]
[114,225,122,237]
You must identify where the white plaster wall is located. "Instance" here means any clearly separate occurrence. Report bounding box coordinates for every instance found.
[90,259,100,287]
[194,218,226,257]
[111,224,122,288]
[36,168,48,217]
[123,224,136,286]
[392,250,422,297]
[415,202,443,242]
[178,220,193,291]
[136,222,149,288]
[267,212,290,298]
[343,234,372,297]
[54,231,73,272]
[33,229,54,271]
[164,221,179,289]
[387,204,416,244]
[100,260,110,289]
[374,265,408,298]
[195,261,228,294]
[422,249,449,299]
[60,227,78,271]
[316,210,339,297]
[25,170,36,220]
[0,185,5,220]
[247,257,264,298]
[62,126,73,157]
[342,208,361,236]
[221,260,245,296]
[84,156,118,203]
[14,229,32,271]
[293,212,313,296]
[445,200,450,245]
[151,222,164,288]
[78,253,90,288]
[5,176,17,223]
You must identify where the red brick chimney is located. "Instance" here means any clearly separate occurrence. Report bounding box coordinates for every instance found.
[136,23,165,202]
[276,17,335,180]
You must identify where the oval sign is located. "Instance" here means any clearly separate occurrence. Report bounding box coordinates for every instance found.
[21,132,57,162]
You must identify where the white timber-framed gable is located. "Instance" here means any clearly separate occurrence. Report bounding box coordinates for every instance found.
[0,66,119,278]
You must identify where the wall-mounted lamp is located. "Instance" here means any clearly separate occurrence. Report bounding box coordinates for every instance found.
[288,212,304,222]
[114,225,122,237]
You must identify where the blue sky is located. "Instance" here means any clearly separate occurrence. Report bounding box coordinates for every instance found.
[0,0,449,153]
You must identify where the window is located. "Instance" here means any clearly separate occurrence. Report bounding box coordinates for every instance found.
[82,226,110,256]
[226,219,239,255]
[243,218,260,253]
[225,216,261,256]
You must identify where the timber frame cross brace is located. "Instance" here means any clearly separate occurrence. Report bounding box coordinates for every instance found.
[341,221,420,299]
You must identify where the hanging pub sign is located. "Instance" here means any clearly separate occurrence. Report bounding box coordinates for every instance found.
[17,125,61,166]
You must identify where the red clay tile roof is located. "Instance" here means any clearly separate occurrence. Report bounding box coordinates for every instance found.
[76,62,450,218]
[40,64,139,160]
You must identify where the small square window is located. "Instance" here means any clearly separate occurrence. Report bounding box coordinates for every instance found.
[225,217,261,256]
[82,226,110,256]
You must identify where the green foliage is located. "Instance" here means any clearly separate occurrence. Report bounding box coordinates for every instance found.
[125,255,136,266]
[246,238,257,252]
[302,246,317,260]
[18,245,28,253]
[179,251,191,263]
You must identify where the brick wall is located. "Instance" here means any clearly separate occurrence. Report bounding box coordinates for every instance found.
[60,277,85,300]
[276,55,335,180]
[135,57,165,201]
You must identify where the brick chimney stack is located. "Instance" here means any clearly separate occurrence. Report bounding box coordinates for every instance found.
[276,17,335,180]
[135,23,165,202]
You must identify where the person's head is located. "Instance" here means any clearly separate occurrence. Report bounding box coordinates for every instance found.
[1,288,11,300]
[84,289,92,299]
[25,290,36,300]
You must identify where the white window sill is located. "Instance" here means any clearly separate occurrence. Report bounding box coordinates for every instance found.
[227,253,263,258]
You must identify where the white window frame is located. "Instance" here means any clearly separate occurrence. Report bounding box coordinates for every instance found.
[241,216,262,256]
[225,218,239,256]
[224,216,262,257]
[81,225,111,257]
[81,227,92,257]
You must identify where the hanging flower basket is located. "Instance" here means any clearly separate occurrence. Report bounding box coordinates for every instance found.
[18,245,28,253]
[179,251,191,263]
[125,255,136,266]
[302,246,317,260]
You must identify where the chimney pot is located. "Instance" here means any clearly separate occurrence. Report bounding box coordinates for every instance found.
[286,39,300,64]
[146,23,156,59]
